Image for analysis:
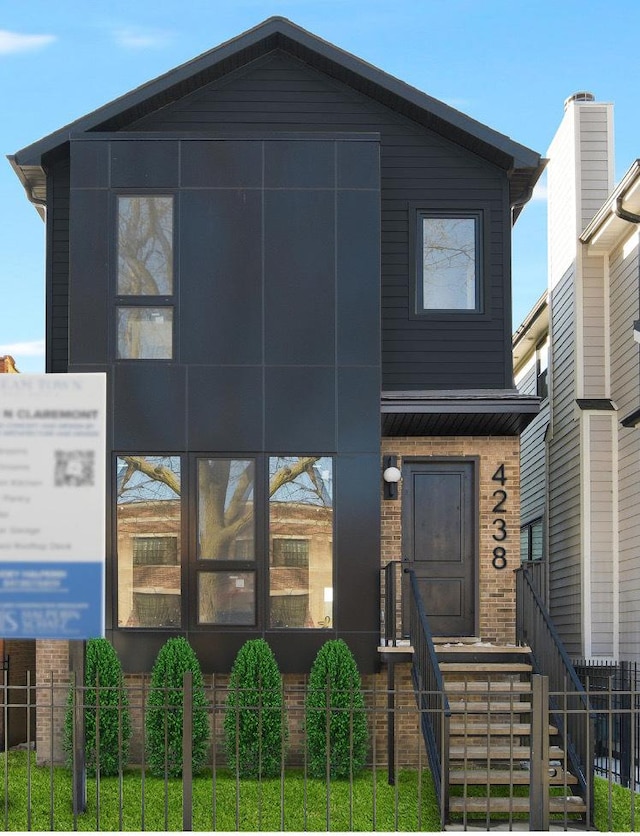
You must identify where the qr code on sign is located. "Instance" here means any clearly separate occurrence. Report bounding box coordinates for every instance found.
[54,450,95,487]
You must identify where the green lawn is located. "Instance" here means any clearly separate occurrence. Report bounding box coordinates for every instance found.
[0,752,441,831]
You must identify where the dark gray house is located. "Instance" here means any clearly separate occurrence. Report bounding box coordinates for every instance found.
[10,17,543,681]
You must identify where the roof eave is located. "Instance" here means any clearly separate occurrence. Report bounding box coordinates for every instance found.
[12,17,542,194]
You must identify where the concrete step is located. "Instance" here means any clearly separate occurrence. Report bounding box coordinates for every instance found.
[445,680,532,694]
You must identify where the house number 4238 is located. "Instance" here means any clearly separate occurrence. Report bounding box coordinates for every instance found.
[491,464,508,569]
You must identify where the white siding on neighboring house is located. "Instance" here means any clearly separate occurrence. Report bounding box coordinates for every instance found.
[584,412,616,658]
[610,234,640,660]
[581,254,608,398]
[578,105,615,230]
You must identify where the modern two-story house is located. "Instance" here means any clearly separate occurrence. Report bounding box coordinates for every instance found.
[10,18,544,772]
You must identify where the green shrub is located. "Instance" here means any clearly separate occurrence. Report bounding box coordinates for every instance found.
[306,639,369,779]
[224,639,287,777]
[63,638,131,777]
[145,637,209,777]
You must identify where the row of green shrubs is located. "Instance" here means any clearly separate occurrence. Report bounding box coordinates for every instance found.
[63,637,368,782]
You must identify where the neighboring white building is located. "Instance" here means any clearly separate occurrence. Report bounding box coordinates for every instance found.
[515,92,640,663]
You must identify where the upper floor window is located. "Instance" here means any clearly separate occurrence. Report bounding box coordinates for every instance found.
[536,339,549,400]
[417,212,482,312]
[116,195,175,359]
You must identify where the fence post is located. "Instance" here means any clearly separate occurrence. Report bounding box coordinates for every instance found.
[182,670,193,832]
[70,641,86,815]
[529,674,549,831]
[619,661,632,789]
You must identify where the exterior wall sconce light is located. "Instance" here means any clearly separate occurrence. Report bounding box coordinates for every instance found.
[383,455,401,500]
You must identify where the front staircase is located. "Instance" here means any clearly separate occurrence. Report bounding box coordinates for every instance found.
[434,637,587,824]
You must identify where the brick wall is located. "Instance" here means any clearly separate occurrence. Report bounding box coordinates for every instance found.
[381,436,521,645]
[35,640,70,764]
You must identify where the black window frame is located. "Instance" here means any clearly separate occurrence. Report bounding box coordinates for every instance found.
[113,453,336,634]
[113,191,177,362]
[536,338,549,401]
[520,517,544,563]
[409,204,489,320]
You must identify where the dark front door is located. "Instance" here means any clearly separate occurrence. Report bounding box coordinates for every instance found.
[403,460,476,636]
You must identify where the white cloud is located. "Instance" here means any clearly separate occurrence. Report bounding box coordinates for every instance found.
[0,339,45,358]
[0,30,56,55]
[112,27,171,49]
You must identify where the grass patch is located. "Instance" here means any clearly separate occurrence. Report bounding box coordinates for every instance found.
[594,775,640,832]
[0,752,440,831]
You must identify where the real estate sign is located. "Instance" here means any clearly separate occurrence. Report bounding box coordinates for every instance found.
[0,374,106,638]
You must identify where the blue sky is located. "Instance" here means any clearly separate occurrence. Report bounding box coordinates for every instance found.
[1,0,639,372]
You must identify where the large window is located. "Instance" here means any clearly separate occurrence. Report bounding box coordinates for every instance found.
[115,454,334,631]
[417,212,482,312]
[116,455,181,628]
[116,195,175,359]
[269,457,333,629]
[197,459,256,626]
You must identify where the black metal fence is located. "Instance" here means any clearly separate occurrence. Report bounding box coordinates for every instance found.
[574,660,640,790]
[1,671,437,832]
[2,667,640,829]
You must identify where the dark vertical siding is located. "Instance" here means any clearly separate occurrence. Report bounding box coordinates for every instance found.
[68,135,381,673]
[46,160,70,372]
[127,50,512,391]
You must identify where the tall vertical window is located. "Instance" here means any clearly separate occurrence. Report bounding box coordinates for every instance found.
[116,455,181,627]
[520,518,544,562]
[197,459,256,625]
[536,339,549,400]
[269,457,333,629]
[116,196,174,359]
[418,212,481,312]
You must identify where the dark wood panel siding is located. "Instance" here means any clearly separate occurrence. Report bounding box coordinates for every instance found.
[128,50,512,391]
[46,160,70,373]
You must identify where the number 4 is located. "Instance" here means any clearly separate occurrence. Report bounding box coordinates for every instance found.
[492,464,507,485]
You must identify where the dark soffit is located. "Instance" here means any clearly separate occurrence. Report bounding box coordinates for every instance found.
[381,390,540,437]
[9,17,544,214]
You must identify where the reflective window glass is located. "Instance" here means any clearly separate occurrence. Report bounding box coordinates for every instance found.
[116,455,181,628]
[117,196,173,295]
[268,457,333,628]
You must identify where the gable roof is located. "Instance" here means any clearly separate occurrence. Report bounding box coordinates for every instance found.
[9,16,544,214]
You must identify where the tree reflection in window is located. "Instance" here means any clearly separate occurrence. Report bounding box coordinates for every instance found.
[268,457,333,629]
[422,216,478,310]
[117,197,173,295]
[116,456,181,628]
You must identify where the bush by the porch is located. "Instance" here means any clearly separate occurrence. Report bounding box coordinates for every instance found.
[305,639,368,779]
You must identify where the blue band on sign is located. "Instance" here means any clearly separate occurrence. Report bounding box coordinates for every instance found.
[0,562,103,639]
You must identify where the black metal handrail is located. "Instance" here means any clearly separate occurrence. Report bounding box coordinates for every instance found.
[516,565,594,817]
[406,568,450,827]
[382,561,399,645]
